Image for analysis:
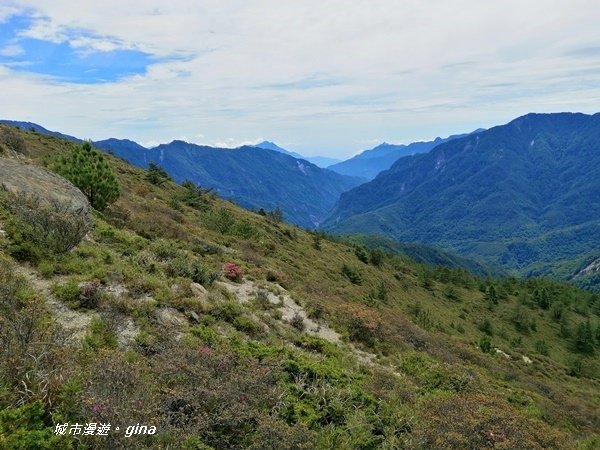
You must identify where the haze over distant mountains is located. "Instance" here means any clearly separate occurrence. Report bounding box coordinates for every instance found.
[323,112,600,287]
[326,131,483,180]
[252,141,342,168]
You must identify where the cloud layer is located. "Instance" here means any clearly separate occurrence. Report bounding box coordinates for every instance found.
[1,0,599,157]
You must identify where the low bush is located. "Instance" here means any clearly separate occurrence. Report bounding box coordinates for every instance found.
[52,280,84,307]
[290,312,305,331]
[223,262,243,281]
[83,317,118,351]
[354,246,369,264]
[145,162,172,186]
[0,127,26,154]
[1,192,90,261]
[211,300,242,322]
[0,401,73,449]
[341,263,362,285]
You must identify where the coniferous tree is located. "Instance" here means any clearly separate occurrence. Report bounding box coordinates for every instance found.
[574,321,595,354]
[54,141,120,211]
[145,162,171,185]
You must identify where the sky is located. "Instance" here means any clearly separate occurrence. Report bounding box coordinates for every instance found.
[1,1,599,158]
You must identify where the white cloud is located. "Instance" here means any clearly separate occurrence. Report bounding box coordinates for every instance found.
[213,138,264,149]
[1,0,600,157]
[0,44,23,56]
[0,4,21,23]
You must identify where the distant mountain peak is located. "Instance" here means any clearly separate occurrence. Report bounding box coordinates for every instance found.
[252,141,342,168]
[324,111,600,284]
[328,133,468,180]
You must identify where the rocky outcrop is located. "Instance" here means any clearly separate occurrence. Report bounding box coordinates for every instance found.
[0,157,92,227]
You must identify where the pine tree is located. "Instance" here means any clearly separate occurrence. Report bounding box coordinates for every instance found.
[485,284,499,306]
[573,321,595,354]
[55,141,120,211]
[145,162,171,185]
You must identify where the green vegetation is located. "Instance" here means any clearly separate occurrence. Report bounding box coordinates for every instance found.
[0,125,599,448]
[144,161,172,186]
[324,113,600,290]
[0,191,90,263]
[54,141,120,211]
[96,138,362,229]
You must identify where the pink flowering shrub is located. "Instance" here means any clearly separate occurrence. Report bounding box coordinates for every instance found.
[223,262,243,281]
[81,278,101,308]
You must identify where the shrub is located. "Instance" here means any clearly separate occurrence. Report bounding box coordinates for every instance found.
[290,312,305,331]
[51,278,101,309]
[511,306,534,334]
[550,303,564,321]
[478,319,493,336]
[0,401,72,449]
[0,259,70,410]
[80,278,101,309]
[206,208,236,234]
[341,263,362,285]
[233,219,259,240]
[2,192,90,259]
[178,180,212,210]
[443,285,460,301]
[479,335,493,353]
[266,207,284,223]
[83,317,118,351]
[354,246,369,263]
[211,300,242,322]
[312,233,323,250]
[223,262,243,281]
[414,394,570,449]
[190,260,219,287]
[150,239,183,260]
[53,141,119,211]
[534,339,550,356]
[348,306,381,347]
[252,290,273,310]
[265,270,281,282]
[0,127,26,153]
[364,281,388,305]
[369,247,385,266]
[145,162,172,185]
[233,316,264,336]
[573,321,595,354]
[52,280,84,307]
[485,284,499,306]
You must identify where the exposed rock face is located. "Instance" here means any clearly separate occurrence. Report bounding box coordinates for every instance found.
[0,157,92,226]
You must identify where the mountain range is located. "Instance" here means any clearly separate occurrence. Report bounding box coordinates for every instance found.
[326,131,482,180]
[95,138,362,229]
[0,121,362,229]
[4,114,600,289]
[323,112,600,287]
[252,141,341,168]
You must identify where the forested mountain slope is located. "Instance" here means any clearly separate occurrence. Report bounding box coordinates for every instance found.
[324,113,600,287]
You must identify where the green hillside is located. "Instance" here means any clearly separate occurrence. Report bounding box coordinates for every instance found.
[1,124,599,449]
[324,113,600,289]
[95,138,362,229]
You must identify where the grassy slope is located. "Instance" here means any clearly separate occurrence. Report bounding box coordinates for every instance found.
[1,125,599,449]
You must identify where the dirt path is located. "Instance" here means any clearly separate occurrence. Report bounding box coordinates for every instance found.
[14,265,98,344]
[215,278,377,365]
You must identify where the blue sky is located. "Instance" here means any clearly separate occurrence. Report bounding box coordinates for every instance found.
[0,13,152,83]
[1,1,599,158]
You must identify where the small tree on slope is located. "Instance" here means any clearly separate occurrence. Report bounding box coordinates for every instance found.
[55,141,120,211]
